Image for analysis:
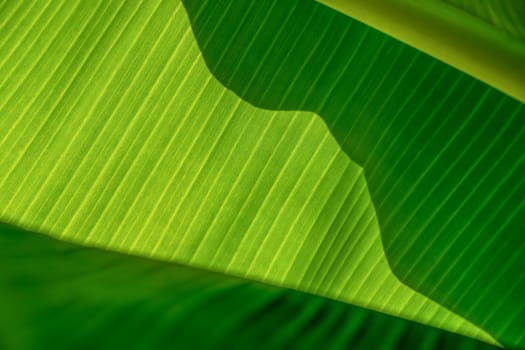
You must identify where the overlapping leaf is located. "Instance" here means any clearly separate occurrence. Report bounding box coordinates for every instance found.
[0,223,500,350]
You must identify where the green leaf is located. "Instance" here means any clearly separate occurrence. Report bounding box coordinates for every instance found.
[0,0,523,348]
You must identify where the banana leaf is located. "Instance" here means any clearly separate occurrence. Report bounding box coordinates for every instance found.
[0,0,523,348]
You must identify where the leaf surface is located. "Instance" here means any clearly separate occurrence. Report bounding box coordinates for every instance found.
[1,0,524,347]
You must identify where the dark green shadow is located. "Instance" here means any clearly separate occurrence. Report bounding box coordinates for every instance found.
[0,223,503,349]
[181,0,525,347]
